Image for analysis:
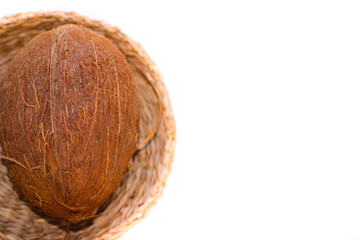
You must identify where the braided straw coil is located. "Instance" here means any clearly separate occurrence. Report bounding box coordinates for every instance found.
[0,11,176,240]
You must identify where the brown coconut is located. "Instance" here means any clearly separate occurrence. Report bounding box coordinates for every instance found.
[0,24,140,223]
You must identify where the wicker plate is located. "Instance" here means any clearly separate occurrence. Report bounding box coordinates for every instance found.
[0,11,176,240]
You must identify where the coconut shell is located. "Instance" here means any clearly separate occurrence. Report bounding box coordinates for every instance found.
[0,24,140,223]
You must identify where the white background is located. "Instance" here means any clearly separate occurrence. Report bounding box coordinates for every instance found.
[2,1,360,240]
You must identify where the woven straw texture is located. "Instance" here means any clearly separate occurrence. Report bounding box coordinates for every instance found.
[0,11,175,240]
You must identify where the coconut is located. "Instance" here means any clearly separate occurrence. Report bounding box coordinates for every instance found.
[0,24,140,223]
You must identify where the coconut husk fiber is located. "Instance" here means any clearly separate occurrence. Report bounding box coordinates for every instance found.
[0,11,176,240]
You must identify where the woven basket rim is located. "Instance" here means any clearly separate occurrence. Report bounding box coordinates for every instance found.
[0,10,176,240]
